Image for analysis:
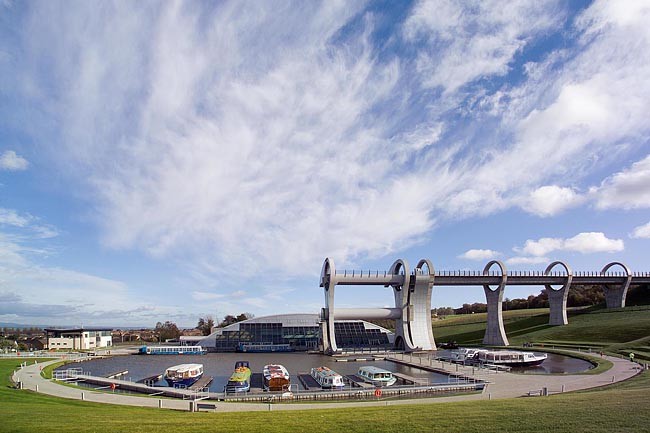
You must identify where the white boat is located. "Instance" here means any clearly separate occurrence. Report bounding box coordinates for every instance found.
[357,366,396,387]
[310,366,344,389]
[164,363,204,387]
[449,348,487,362]
[476,350,547,367]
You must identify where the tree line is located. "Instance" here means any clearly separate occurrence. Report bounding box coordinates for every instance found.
[438,284,649,316]
[153,312,255,341]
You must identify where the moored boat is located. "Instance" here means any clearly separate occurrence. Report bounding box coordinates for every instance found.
[238,342,293,352]
[476,350,547,367]
[225,361,252,393]
[263,364,290,391]
[139,345,206,355]
[449,348,487,362]
[164,363,204,387]
[310,366,344,389]
[357,366,396,387]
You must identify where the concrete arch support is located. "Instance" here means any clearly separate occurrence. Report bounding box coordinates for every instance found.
[601,262,632,309]
[389,259,416,351]
[321,258,338,353]
[407,259,436,351]
[545,261,573,326]
[482,260,509,346]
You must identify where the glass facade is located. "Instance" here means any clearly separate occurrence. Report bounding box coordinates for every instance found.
[214,322,320,351]
[210,319,391,352]
[334,322,391,350]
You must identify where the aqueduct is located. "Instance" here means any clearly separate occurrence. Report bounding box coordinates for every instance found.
[320,257,650,352]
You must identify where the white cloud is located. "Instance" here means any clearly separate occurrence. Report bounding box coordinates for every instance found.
[631,221,650,239]
[404,0,563,93]
[563,232,624,254]
[515,232,623,257]
[191,291,225,301]
[458,249,499,261]
[0,150,28,171]
[593,154,650,209]
[506,256,550,265]
[4,0,650,292]
[0,208,31,227]
[522,185,584,217]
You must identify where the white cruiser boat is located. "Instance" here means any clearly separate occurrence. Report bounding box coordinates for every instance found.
[476,350,547,367]
[357,366,397,387]
[450,348,487,362]
[164,363,204,387]
[310,366,344,389]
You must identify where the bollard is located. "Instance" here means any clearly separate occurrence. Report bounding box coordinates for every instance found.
[35,384,39,392]
[612,376,615,383]
[268,403,272,411]
[159,399,163,409]
[542,387,548,396]
[18,381,23,390]
[488,393,491,400]
[81,392,85,401]
[189,401,194,412]
[561,384,565,393]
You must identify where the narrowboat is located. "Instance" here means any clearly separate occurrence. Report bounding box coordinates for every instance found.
[139,345,206,355]
[263,364,290,391]
[225,361,252,393]
[310,366,344,389]
[357,366,396,387]
[163,363,204,387]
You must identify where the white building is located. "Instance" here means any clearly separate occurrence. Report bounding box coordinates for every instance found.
[45,328,113,350]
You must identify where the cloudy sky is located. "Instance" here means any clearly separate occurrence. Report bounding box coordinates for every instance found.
[1,0,649,327]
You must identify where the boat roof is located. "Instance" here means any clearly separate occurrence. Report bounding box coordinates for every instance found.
[312,366,341,377]
[479,350,542,356]
[358,366,392,374]
[165,363,203,372]
[263,364,289,378]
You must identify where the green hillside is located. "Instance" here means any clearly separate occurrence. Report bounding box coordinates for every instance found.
[433,306,650,360]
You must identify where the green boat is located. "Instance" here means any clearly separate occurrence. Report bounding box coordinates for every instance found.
[225,361,251,393]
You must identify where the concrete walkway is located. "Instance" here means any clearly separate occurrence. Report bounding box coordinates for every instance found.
[10,354,644,413]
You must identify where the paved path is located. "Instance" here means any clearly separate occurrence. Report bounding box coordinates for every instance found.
[10,354,644,413]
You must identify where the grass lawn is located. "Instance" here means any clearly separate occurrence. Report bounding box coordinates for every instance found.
[433,307,650,360]
[3,358,650,433]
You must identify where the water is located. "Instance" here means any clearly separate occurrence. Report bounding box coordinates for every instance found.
[58,350,593,392]
[435,350,594,374]
[62,352,451,392]
[510,352,594,374]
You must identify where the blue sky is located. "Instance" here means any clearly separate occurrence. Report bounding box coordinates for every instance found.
[1,0,649,327]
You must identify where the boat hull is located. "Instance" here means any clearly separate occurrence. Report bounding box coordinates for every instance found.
[165,373,203,388]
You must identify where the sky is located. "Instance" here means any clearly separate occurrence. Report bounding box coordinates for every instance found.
[1,0,649,328]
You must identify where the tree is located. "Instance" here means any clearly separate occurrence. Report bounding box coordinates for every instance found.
[154,321,181,341]
[196,316,215,336]
[217,313,255,328]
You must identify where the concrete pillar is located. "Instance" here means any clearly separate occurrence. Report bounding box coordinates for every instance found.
[545,261,573,326]
[482,260,509,346]
[602,262,632,309]
[390,259,417,352]
[321,258,338,353]
[405,259,436,351]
